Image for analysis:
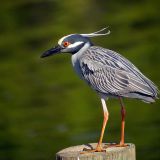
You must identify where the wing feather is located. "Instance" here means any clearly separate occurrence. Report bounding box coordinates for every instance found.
[79,46,158,98]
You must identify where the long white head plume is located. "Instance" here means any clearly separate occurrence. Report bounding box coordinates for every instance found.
[81,27,111,38]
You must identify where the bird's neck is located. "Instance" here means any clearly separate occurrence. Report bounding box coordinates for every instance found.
[71,42,91,79]
[71,42,91,67]
[73,42,91,57]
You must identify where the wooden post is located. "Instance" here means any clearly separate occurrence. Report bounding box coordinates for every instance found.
[56,143,136,160]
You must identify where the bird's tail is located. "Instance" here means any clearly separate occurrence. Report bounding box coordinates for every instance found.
[122,92,158,103]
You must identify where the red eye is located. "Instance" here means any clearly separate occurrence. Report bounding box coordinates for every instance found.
[63,41,70,47]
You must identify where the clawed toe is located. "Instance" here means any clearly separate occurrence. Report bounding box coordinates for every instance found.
[104,143,129,148]
[80,147,106,154]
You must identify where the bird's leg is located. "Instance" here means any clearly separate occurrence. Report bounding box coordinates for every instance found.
[119,97,126,146]
[104,97,128,149]
[108,97,128,147]
[82,98,109,153]
[95,98,109,152]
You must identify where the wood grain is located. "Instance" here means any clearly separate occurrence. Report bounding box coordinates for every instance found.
[56,143,136,160]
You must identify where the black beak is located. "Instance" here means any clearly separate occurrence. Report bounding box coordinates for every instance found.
[41,45,61,58]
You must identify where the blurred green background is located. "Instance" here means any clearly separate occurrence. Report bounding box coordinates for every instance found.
[0,0,160,159]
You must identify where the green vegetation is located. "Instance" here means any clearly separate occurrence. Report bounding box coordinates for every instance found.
[0,0,160,159]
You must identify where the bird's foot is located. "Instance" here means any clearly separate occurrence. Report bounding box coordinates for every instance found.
[81,146,106,154]
[104,142,129,148]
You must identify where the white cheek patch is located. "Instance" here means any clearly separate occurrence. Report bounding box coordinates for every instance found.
[67,41,83,48]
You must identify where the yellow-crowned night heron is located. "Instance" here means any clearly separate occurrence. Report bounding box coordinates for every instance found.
[41,28,159,152]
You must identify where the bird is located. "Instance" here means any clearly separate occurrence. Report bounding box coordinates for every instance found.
[41,28,159,152]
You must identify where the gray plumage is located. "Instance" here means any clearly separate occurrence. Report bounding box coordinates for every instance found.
[78,46,158,103]
[41,28,159,103]
[41,28,159,150]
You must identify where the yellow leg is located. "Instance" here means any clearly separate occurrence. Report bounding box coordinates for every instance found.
[95,98,109,151]
[81,98,109,153]
[119,97,126,146]
[105,97,128,149]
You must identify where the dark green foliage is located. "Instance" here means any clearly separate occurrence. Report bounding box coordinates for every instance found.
[0,0,160,159]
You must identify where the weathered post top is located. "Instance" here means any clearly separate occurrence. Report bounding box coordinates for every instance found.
[56,143,136,160]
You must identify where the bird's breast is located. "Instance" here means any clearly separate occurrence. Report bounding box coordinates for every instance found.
[71,42,91,79]
[71,54,83,79]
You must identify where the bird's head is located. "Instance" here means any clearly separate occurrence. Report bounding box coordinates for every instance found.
[41,27,110,58]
